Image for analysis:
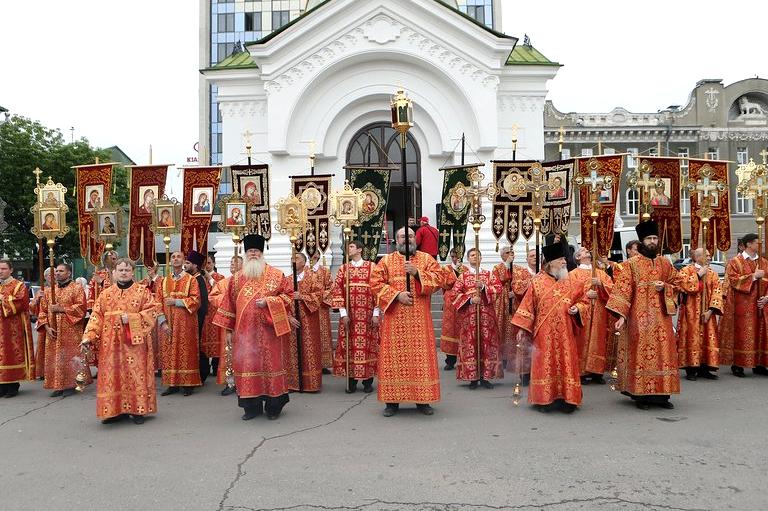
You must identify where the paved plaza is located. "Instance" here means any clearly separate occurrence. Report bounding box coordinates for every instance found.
[1,361,766,511]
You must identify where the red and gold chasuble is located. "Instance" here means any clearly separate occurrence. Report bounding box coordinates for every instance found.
[503,265,534,373]
[286,271,324,392]
[0,278,35,383]
[452,268,503,382]
[155,272,201,387]
[212,265,293,398]
[371,251,442,404]
[605,255,680,396]
[512,273,582,406]
[37,282,89,390]
[439,264,468,356]
[201,272,225,358]
[676,265,723,369]
[571,267,614,375]
[331,261,379,379]
[31,292,46,377]
[83,283,162,419]
[311,264,334,368]
[208,276,230,385]
[719,254,768,368]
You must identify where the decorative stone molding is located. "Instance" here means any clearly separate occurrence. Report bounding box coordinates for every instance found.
[219,101,266,119]
[499,95,545,112]
[264,13,498,94]
[700,128,768,141]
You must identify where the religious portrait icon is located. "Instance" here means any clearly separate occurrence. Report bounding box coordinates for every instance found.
[84,185,104,212]
[40,188,63,206]
[362,190,378,215]
[138,186,158,215]
[337,198,357,221]
[598,187,613,204]
[157,207,175,228]
[191,186,214,215]
[98,213,117,236]
[700,190,720,208]
[240,176,263,206]
[449,185,468,213]
[225,203,246,226]
[650,178,672,207]
[301,186,322,211]
[547,172,568,201]
[40,209,60,232]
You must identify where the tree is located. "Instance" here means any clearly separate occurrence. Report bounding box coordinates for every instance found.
[0,115,128,271]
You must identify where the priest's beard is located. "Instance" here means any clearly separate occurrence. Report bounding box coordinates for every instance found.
[396,242,416,255]
[638,243,658,258]
[547,266,569,281]
[243,257,266,279]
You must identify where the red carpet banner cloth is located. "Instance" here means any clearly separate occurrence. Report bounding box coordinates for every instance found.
[181,166,221,254]
[577,155,624,258]
[688,159,731,253]
[291,174,333,258]
[231,164,271,240]
[638,157,683,254]
[128,165,168,267]
[74,163,113,265]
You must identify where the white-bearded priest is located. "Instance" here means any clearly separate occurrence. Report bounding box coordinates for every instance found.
[606,220,680,410]
[213,234,294,421]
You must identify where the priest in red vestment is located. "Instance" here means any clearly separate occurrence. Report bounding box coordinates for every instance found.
[286,252,324,392]
[512,243,583,413]
[37,263,89,396]
[82,258,164,424]
[719,232,768,377]
[676,248,724,381]
[452,248,503,388]
[331,239,380,393]
[31,268,51,379]
[209,255,242,395]
[0,259,35,397]
[570,247,614,384]
[606,220,681,410]
[439,248,467,370]
[213,234,295,420]
[370,227,442,417]
[156,251,202,396]
[309,251,334,374]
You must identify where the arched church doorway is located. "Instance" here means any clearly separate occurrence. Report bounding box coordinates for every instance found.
[345,122,421,239]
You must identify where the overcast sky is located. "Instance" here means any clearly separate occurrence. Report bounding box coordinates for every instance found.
[1,0,766,183]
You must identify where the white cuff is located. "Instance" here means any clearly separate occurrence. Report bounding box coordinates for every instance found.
[373,307,380,317]
[339,308,347,318]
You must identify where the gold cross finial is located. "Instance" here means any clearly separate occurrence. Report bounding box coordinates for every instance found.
[760,149,768,165]
[32,167,42,186]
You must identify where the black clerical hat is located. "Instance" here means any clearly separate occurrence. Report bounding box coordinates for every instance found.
[542,242,565,262]
[635,220,659,241]
[186,250,205,268]
[243,234,265,252]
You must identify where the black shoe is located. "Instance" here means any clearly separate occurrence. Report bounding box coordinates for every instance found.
[443,363,455,371]
[416,404,434,416]
[161,386,179,396]
[101,415,122,424]
[535,404,552,413]
[731,366,746,378]
[580,376,591,385]
[266,411,281,420]
[363,383,374,393]
[0,388,5,397]
[4,389,18,398]
[590,374,606,385]
[468,380,479,390]
[322,368,332,375]
[130,415,145,425]
[698,370,718,380]
[685,374,698,381]
[182,387,194,396]
[521,373,531,387]
[221,386,236,396]
[561,403,577,414]
[635,401,651,410]
[50,390,64,397]
[658,401,675,409]
[383,404,399,417]
[345,379,357,394]
[241,408,262,421]
[480,379,494,390]
[753,366,768,376]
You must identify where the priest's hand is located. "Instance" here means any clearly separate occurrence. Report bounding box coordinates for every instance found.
[164,298,176,306]
[50,304,65,314]
[758,296,768,309]
[755,269,766,280]
[342,315,350,328]
[591,277,602,287]
[371,315,380,327]
[586,289,598,299]
[161,323,171,335]
[702,310,713,323]
[256,299,267,309]
[614,316,626,331]
[288,317,300,329]
[293,291,302,300]
[397,291,413,305]
[45,325,56,337]
[404,261,418,276]
[470,294,482,305]
[568,305,578,316]
[654,281,665,291]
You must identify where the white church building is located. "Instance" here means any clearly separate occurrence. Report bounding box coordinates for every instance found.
[202,0,560,272]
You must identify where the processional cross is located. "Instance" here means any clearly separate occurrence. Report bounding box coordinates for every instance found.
[574,158,613,269]
[627,160,663,221]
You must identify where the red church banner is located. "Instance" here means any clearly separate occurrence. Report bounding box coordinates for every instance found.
[73,163,114,265]
[576,155,624,258]
[637,157,683,254]
[181,166,221,254]
[128,165,168,267]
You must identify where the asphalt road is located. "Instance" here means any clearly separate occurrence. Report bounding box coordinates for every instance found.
[1,359,766,511]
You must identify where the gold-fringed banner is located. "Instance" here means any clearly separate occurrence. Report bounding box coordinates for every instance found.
[491,159,574,245]
[128,165,168,267]
[231,164,271,240]
[437,164,473,261]
[73,163,114,265]
[577,155,624,257]
[348,166,392,261]
[181,166,221,254]
[638,157,683,254]
[689,159,731,254]
[291,174,333,258]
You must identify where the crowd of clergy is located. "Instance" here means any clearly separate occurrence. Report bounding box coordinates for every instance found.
[2,218,766,424]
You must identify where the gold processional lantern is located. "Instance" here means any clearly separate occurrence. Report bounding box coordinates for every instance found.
[216,191,251,258]
[391,88,414,135]
[329,180,365,393]
[89,202,125,252]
